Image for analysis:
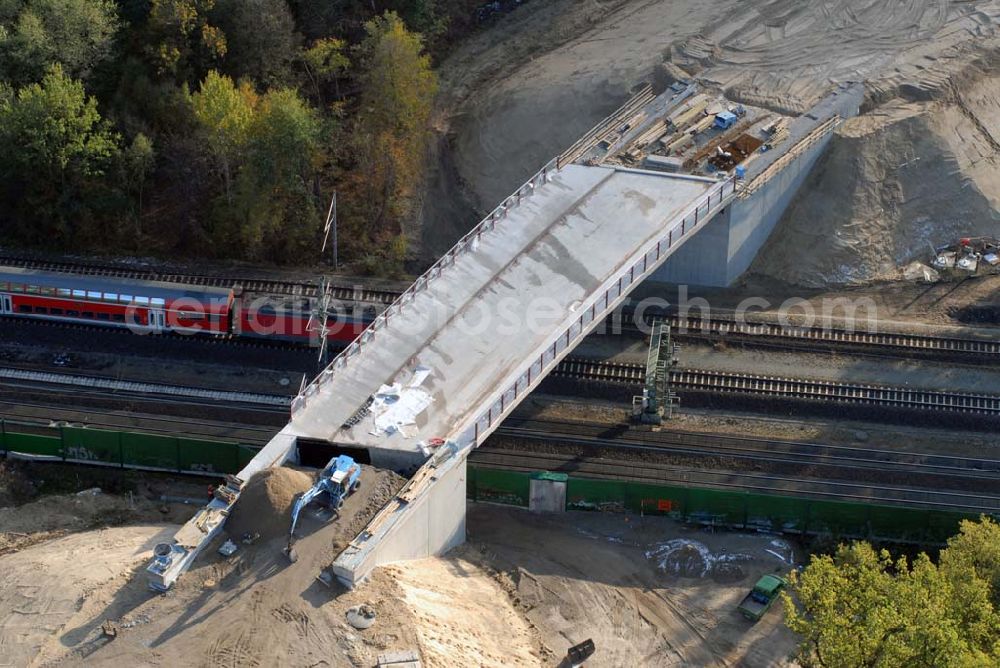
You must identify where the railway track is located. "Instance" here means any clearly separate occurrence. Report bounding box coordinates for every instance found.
[554,357,1000,416]
[469,447,1000,514]
[4,351,999,423]
[0,255,399,304]
[497,417,1000,479]
[8,384,996,511]
[3,255,999,363]
[650,314,1000,360]
[0,402,279,444]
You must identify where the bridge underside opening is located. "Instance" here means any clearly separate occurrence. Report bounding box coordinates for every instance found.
[295,438,372,468]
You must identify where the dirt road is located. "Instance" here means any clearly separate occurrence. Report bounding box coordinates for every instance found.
[459,503,799,666]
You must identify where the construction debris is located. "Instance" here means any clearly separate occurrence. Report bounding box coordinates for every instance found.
[377,650,423,668]
[931,237,1000,277]
[218,539,238,557]
[100,620,118,639]
[346,604,377,630]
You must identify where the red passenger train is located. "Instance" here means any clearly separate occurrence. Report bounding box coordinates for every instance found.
[0,267,372,344]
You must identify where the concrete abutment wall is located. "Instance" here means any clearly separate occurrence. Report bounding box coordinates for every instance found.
[652,83,865,287]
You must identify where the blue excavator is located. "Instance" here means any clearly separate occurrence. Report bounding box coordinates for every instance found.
[285,454,362,562]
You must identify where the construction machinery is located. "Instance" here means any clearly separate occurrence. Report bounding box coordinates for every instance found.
[632,319,679,425]
[285,454,362,562]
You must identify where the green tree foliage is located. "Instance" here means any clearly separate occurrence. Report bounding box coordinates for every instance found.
[302,37,348,104]
[189,69,254,200]
[145,0,226,81]
[0,63,120,243]
[0,0,119,86]
[189,70,322,260]
[120,132,155,235]
[348,11,436,265]
[0,0,466,265]
[212,0,299,89]
[784,517,1000,667]
[227,87,323,260]
[940,515,1000,604]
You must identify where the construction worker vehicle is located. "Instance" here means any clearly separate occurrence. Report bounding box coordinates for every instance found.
[737,574,787,621]
[285,455,361,562]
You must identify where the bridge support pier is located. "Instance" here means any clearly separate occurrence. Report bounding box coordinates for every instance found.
[332,451,468,587]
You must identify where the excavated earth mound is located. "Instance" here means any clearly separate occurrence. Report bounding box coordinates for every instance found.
[750,72,1000,286]
[226,466,314,541]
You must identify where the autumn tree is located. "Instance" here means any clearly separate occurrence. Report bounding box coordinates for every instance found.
[189,69,321,260]
[0,63,120,243]
[350,11,437,267]
[785,517,1000,667]
[189,69,255,201]
[0,0,120,86]
[940,514,1000,604]
[301,37,348,105]
[145,0,226,81]
[230,87,322,260]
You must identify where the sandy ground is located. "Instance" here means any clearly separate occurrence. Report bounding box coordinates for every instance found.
[420,0,1000,288]
[0,462,799,668]
[750,81,1000,286]
[391,558,540,666]
[459,503,798,666]
[43,465,408,667]
[0,525,176,667]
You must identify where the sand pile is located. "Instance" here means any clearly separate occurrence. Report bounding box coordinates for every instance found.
[226,466,314,541]
[750,76,1000,287]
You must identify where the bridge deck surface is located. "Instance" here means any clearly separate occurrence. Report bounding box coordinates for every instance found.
[289,164,714,455]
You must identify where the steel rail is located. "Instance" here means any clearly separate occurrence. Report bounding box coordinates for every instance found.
[553,358,1000,415]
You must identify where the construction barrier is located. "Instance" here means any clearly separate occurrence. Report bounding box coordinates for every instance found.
[467,466,982,545]
[0,420,260,476]
[0,419,983,544]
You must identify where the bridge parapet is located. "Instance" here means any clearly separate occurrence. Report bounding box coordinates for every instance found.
[291,157,559,418]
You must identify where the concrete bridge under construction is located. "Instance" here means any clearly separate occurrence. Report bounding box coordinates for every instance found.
[147,81,865,590]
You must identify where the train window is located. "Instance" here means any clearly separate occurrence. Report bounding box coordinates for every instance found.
[82,311,94,319]
[112,314,125,322]
[135,296,149,305]
[87,291,101,300]
[18,304,31,313]
[66,309,79,317]
[40,287,55,296]
[50,308,63,316]
[97,312,109,321]
[26,285,39,294]
[33,306,47,314]
[72,289,85,298]
[119,294,133,303]
[56,288,71,297]
[151,297,165,307]
[104,293,117,302]
[0,282,6,290]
